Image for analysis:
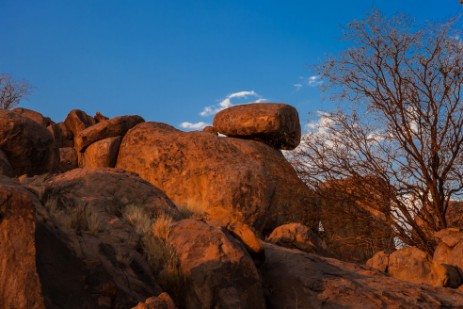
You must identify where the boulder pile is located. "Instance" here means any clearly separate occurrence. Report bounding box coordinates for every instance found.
[2,103,463,308]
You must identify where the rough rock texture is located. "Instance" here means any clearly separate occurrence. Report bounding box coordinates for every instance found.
[368,247,454,287]
[318,176,395,263]
[266,223,331,256]
[48,122,74,148]
[261,243,463,308]
[365,250,390,272]
[95,112,109,123]
[116,122,319,234]
[167,219,265,309]
[213,103,301,150]
[434,228,463,284]
[12,107,53,127]
[0,149,14,177]
[80,136,121,168]
[132,293,176,309]
[75,115,144,152]
[64,109,96,140]
[22,168,181,308]
[0,177,45,309]
[0,110,58,176]
[58,147,78,171]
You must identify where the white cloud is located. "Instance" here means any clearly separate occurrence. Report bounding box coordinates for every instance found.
[180,121,208,130]
[293,83,303,91]
[307,75,323,87]
[200,90,265,117]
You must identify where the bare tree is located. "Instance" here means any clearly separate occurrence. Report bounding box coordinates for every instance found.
[292,12,463,254]
[0,74,30,110]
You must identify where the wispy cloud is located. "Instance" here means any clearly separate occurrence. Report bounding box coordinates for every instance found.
[293,83,303,91]
[200,90,265,116]
[307,75,323,87]
[180,90,266,131]
[180,121,208,130]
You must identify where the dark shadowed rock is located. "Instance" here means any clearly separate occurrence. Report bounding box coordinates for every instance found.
[58,147,78,171]
[75,115,144,152]
[12,107,53,127]
[0,149,14,177]
[116,122,319,234]
[0,110,58,176]
[64,109,96,139]
[80,136,121,168]
[0,177,45,309]
[23,168,181,308]
[47,122,74,148]
[261,243,463,308]
[213,103,301,150]
[167,219,265,309]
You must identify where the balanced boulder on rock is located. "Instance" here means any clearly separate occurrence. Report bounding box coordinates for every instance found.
[213,103,301,150]
[116,122,319,234]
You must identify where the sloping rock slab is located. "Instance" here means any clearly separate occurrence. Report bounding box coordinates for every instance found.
[75,115,144,152]
[261,243,463,308]
[116,122,319,233]
[0,110,58,176]
[213,103,301,150]
[0,177,45,309]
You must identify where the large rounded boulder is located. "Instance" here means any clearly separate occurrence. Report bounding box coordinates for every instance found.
[0,110,58,176]
[116,122,319,234]
[213,103,301,150]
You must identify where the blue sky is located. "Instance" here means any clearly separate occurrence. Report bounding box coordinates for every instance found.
[1,0,462,130]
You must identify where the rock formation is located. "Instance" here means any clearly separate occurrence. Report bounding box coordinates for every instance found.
[2,103,463,308]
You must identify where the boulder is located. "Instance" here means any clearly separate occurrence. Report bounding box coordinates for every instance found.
[75,115,144,152]
[95,111,109,123]
[365,250,390,272]
[80,136,121,168]
[64,109,96,139]
[12,107,53,127]
[266,223,331,256]
[261,243,463,308]
[116,122,319,234]
[0,110,58,176]
[23,168,181,308]
[0,149,14,177]
[47,122,74,148]
[167,219,265,309]
[434,228,463,279]
[132,293,176,309]
[367,247,453,287]
[213,103,301,150]
[58,147,78,171]
[0,177,45,309]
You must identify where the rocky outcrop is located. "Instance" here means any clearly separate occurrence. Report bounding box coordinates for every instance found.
[266,223,331,256]
[0,110,58,176]
[0,149,14,177]
[12,107,53,127]
[167,219,265,309]
[80,136,121,168]
[22,168,182,308]
[116,122,319,234]
[74,115,144,153]
[261,243,463,308]
[58,147,78,171]
[132,293,176,309]
[64,109,96,140]
[213,103,301,150]
[0,177,45,309]
[367,247,459,288]
[47,122,74,148]
[434,228,463,285]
